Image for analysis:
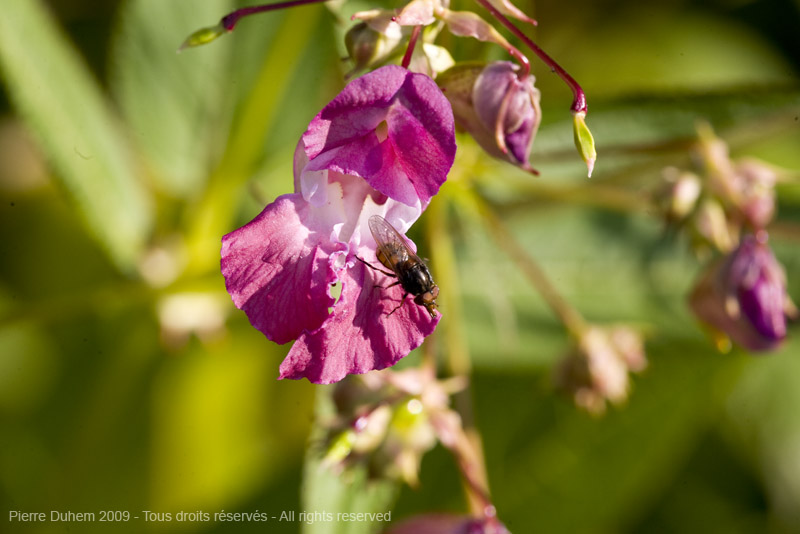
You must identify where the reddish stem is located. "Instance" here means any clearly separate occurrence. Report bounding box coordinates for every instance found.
[401,25,423,69]
[221,0,329,31]
[473,0,587,113]
[506,43,531,79]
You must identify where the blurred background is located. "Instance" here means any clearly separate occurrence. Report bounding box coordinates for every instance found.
[0,0,799,532]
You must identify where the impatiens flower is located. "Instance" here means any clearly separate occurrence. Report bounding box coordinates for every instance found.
[554,325,647,415]
[438,61,542,172]
[221,65,456,384]
[690,233,797,352]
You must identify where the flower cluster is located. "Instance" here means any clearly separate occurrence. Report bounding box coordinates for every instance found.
[183,0,597,524]
[322,368,465,485]
[658,125,796,352]
[198,0,597,384]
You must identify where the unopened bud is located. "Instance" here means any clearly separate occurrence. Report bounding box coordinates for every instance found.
[690,233,797,352]
[573,111,596,177]
[691,198,736,254]
[388,514,510,534]
[660,168,702,221]
[439,61,541,172]
[733,159,777,229]
[344,22,400,76]
[554,325,647,415]
[178,23,226,52]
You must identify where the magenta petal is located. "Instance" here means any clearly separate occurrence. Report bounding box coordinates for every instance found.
[302,65,455,207]
[221,194,344,345]
[279,250,440,384]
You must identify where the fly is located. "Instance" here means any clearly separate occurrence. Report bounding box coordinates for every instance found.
[356,215,439,319]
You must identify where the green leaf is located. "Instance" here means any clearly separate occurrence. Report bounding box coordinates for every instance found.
[725,335,800,527]
[0,0,152,271]
[110,0,236,197]
[302,387,400,534]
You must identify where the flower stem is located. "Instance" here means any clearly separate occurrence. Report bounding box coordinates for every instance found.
[473,0,587,113]
[426,201,493,517]
[504,43,531,79]
[221,0,330,31]
[432,410,496,518]
[476,195,588,336]
[401,25,422,70]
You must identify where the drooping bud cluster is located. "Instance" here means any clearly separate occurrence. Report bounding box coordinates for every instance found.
[658,124,780,257]
[658,125,795,352]
[321,369,465,486]
[554,325,647,415]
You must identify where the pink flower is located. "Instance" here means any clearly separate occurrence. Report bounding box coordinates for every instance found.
[221,65,456,384]
[690,233,797,351]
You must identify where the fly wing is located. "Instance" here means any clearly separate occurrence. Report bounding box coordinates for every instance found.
[368,215,417,273]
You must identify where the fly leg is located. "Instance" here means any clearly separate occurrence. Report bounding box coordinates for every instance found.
[387,294,410,316]
[355,255,396,278]
[355,256,405,314]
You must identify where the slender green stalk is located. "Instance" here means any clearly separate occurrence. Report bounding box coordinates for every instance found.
[474,194,588,336]
[426,199,492,517]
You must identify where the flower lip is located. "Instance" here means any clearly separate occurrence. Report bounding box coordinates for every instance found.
[279,248,440,384]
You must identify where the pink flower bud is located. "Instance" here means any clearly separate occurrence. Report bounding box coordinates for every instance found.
[690,234,797,351]
[439,61,541,172]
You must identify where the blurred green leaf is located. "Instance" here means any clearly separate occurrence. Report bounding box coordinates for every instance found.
[184,5,327,273]
[725,335,800,529]
[111,0,236,197]
[150,328,310,512]
[536,6,797,102]
[0,321,57,416]
[0,0,152,271]
[473,339,738,534]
